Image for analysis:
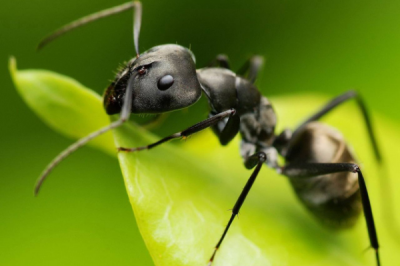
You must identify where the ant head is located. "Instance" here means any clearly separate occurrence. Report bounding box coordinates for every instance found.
[104,44,202,115]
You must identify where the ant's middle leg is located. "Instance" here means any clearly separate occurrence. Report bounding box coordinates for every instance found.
[208,54,264,83]
[237,55,264,83]
[208,54,231,69]
[208,152,266,265]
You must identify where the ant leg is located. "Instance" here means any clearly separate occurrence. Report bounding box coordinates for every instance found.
[34,75,136,195]
[118,109,236,152]
[208,152,266,265]
[293,90,381,162]
[208,54,231,69]
[282,162,380,266]
[237,55,264,83]
[208,55,263,83]
[38,1,142,56]
[209,111,240,146]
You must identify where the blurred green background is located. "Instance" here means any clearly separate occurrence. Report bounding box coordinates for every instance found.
[1,0,399,265]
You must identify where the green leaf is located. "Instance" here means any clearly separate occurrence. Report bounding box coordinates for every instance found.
[114,100,400,266]
[11,58,400,266]
[9,57,115,156]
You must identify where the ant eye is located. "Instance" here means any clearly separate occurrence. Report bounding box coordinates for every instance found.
[138,67,147,76]
[157,75,174,90]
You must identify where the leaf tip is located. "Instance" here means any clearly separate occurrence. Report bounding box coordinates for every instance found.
[8,56,17,81]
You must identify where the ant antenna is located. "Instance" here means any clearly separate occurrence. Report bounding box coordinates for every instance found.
[34,74,136,196]
[37,1,142,57]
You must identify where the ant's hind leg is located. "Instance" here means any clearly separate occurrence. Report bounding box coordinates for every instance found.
[208,152,266,265]
[282,162,381,266]
[292,90,381,162]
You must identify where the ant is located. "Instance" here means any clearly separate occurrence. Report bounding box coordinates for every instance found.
[35,1,381,265]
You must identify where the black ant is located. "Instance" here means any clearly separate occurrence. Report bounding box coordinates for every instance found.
[35,1,381,265]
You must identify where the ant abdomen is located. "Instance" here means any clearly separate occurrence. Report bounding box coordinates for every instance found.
[285,122,362,228]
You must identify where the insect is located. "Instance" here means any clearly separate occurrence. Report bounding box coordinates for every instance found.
[36,1,381,265]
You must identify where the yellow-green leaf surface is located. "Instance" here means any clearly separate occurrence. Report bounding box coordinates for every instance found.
[9,57,114,155]
[11,59,400,265]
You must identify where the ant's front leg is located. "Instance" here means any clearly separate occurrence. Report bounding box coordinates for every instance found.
[117,109,236,152]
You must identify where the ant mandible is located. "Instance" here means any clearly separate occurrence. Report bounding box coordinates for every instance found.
[35,2,381,265]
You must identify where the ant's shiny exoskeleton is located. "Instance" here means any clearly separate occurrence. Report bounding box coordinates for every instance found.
[36,2,381,265]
